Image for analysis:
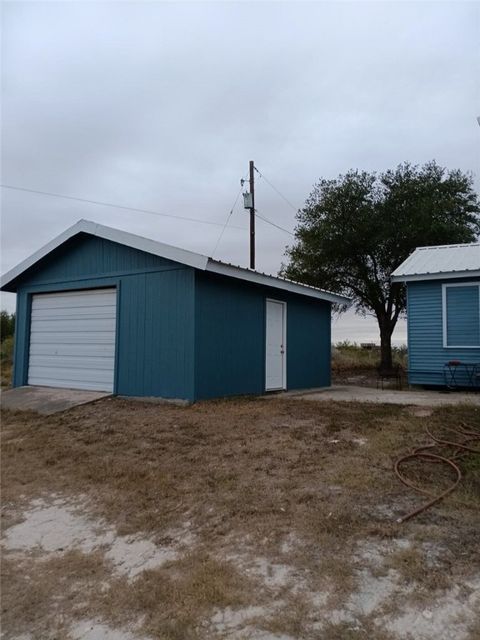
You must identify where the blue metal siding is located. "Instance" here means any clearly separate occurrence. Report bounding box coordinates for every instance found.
[14,234,177,286]
[115,269,195,399]
[407,279,480,386]
[287,299,331,390]
[194,272,331,400]
[11,235,195,400]
[194,273,265,399]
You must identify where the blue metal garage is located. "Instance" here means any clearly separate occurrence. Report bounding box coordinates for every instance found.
[1,220,349,401]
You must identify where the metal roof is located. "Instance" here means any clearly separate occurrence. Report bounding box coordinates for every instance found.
[0,219,351,304]
[391,242,480,282]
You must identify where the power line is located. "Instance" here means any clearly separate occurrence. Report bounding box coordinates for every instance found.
[0,183,245,230]
[254,209,295,236]
[211,183,244,257]
[254,166,300,213]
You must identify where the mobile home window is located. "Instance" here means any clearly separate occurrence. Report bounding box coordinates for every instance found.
[443,283,480,348]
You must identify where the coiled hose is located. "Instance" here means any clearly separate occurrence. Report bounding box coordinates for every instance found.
[394,423,480,523]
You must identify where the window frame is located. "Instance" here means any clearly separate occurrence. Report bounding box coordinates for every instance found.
[442,281,480,349]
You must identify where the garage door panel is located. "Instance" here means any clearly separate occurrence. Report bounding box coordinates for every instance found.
[27,376,113,392]
[28,289,116,392]
[30,318,116,333]
[28,365,114,383]
[29,344,115,357]
[31,305,116,320]
[31,290,115,309]
[29,332,116,346]
[29,355,115,370]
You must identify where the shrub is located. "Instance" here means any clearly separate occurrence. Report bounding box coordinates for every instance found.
[0,311,15,341]
[1,335,14,363]
[332,342,407,372]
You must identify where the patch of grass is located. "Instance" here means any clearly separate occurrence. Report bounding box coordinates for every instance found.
[103,552,256,640]
[0,335,14,388]
[2,545,256,640]
[384,546,447,591]
[1,361,12,388]
[260,592,312,637]
[317,618,397,640]
[1,550,109,639]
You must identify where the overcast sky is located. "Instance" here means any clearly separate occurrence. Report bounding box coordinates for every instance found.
[1,1,479,343]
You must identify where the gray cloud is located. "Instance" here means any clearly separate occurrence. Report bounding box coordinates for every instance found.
[2,1,479,343]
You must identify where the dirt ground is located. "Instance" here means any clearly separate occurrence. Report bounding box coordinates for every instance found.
[1,396,479,640]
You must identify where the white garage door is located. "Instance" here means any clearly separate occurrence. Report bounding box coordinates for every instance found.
[28,288,117,392]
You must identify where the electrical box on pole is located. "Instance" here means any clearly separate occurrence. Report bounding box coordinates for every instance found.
[243,192,253,209]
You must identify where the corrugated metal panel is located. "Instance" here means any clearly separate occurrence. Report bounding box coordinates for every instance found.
[407,280,480,386]
[28,289,116,392]
[392,243,480,280]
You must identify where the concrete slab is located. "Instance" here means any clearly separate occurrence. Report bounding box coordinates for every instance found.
[272,385,480,407]
[0,386,111,415]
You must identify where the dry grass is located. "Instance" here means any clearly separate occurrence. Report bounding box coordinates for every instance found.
[384,545,451,595]
[332,343,408,373]
[1,550,109,639]
[1,396,479,638]
[0,360,12,389]
[260,592,312,637]
[104,553,256,640]
[2,547,254,640]
[318,618,397,640]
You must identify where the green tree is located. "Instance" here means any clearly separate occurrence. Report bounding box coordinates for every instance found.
[283,162,480,369]
[0,310,15,341]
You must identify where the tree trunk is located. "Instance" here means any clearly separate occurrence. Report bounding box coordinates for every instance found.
[379,323,393,370]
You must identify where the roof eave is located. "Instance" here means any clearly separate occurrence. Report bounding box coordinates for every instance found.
[391,270,480,283]
[206,260,351,305]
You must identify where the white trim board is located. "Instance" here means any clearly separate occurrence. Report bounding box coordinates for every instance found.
[1,219,351,305]
[442,281,480,349]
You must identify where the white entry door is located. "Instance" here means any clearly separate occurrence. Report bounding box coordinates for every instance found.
[28,288,117,392]
[265,299,286,391]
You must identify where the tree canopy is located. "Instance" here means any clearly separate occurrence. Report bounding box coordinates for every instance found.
[282,161,480,368]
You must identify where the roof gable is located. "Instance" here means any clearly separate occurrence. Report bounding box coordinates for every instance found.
[4,233,180,289]
[1,219,350,304]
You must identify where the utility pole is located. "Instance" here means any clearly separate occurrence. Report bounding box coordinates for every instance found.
[249,160,255,269]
